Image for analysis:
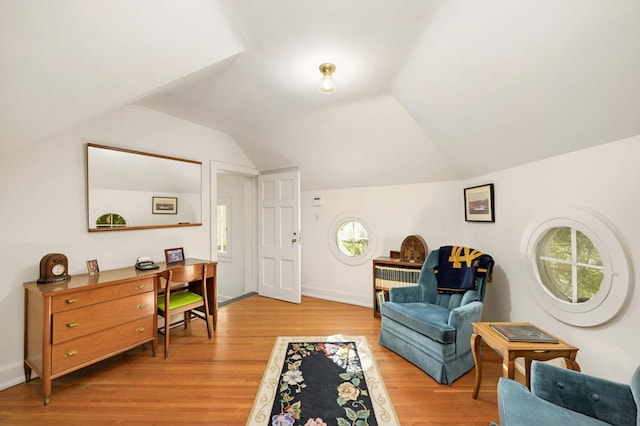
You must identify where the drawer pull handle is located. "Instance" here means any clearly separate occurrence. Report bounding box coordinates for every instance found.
[65,298,79,304]
[66,321,79,328]
[137,284,146,289]
[136,327,146,334]
[137,303,146,309]
[65,350,78,358]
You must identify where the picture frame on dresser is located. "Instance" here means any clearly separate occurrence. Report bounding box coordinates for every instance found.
[86,259,99,276]
[165,247,185,265]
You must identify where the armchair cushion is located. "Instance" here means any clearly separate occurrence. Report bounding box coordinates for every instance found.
[381,302,455,344]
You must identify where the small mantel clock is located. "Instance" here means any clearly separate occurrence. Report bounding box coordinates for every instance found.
[37,253,71,284]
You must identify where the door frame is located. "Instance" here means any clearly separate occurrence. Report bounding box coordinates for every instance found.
[211,162,259,296]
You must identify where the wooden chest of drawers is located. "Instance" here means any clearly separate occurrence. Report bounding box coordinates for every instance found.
[24,259,217,405]
[23,271,158,405]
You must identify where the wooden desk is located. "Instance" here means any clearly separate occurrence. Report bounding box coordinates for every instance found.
[23,258,216,405]
[471,322,580,399]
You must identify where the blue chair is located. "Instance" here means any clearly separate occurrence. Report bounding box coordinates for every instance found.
[495,361,640,425]
[378,246,494,384]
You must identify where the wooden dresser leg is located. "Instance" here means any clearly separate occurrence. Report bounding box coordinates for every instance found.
[43,377,51,405]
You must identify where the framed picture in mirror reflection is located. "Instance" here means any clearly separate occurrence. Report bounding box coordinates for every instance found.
[152,197,178,214]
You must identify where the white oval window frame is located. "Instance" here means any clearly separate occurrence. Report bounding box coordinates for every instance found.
[328,211,378,266]
[520,206,630,327]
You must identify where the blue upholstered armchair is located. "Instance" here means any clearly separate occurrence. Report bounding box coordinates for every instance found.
[378,246,494,384]
[495,361,640,426]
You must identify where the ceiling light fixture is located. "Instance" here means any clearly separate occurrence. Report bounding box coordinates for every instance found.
[318,63,336,94]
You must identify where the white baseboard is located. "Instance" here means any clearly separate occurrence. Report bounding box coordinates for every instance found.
[301,285,371,308]
[0,361,27,391]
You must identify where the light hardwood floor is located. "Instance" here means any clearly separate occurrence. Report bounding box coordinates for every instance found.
[0,296,502,425]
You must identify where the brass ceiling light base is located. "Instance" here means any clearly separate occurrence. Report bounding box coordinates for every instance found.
[319,63,336,94]
[319,63,336,75]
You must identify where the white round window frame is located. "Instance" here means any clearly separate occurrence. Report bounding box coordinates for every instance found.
[328,212,378,266]
[520,206,630,327]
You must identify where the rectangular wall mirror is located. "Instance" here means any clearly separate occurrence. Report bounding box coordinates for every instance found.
[87,143,202,231]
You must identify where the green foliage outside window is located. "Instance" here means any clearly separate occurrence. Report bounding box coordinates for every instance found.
[96,213,126,228]
[537,227,603,303]
[337,220,369,257]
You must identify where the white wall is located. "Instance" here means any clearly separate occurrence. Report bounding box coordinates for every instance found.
[301,181,461,307]
[471,135,640,383]
[301,135,640,383]
[0,105,255,389]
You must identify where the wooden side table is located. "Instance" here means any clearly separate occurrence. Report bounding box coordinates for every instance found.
[471,322,580,399]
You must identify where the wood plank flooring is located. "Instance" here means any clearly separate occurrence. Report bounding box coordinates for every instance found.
[0,296,502,425]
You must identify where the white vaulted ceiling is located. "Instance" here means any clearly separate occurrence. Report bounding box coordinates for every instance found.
[3,0,640,189]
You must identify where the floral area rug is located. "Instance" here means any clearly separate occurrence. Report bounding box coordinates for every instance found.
[247,335,398,426]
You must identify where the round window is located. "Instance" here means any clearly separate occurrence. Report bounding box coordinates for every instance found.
[536,227,603,303]
[336,220,369,257]
[329,212,377,265]
[521,206,630,326]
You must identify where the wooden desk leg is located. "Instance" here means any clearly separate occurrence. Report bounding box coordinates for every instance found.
[471,332,482,399]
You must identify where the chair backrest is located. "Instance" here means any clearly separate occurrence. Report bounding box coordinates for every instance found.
[160,263,207,291]
[417,248,493,310]
[632,366,640,424]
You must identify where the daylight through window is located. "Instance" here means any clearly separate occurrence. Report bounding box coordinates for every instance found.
[329,212,377,266]
[536,227,603,303]
[336,220,369,257]
[521,207,630,326]
[96,213,126,228]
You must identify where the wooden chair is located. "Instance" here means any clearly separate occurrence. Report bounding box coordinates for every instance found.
[157,263,213,358]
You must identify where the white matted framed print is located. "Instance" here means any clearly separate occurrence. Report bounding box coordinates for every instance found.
[464,184,495,222]
[152,197,178,214]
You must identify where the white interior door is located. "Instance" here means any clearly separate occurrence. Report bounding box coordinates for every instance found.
[258,169,301,303]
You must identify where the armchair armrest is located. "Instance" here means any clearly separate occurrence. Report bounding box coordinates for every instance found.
[389,285,421,303]
[531,362,637,426]
[448,301,482,352]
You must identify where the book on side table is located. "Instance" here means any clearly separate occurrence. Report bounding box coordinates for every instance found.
[490,324,559,343]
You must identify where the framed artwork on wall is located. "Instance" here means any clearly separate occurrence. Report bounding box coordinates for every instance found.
[152,197,178,214]
[464,183,495,222]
